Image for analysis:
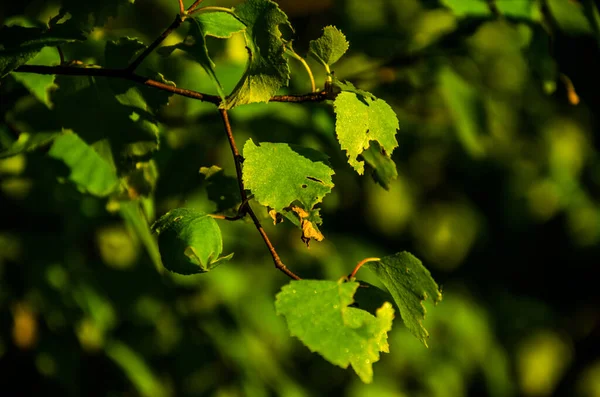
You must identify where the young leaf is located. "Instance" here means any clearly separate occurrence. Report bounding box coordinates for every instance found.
[242,139,334,242]
[275,280,394,383]
[158,13,245,101]
[364,252,442,347]
[0,25,84,77]
[225,0,293,108]
[151,208,233,275]
[333,92,399,174]
[48,133,119,196]
[360,141,398,190]
[308,26,349,67]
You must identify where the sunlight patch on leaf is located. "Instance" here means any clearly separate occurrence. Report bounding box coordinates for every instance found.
[275,279,393,383]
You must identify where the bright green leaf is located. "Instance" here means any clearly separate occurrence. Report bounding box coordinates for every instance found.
[195,12,246,39]
[309,26,349,66]
[360,141,398,190]
[442,0,540,20]
[275,280,394,383]
[243,139,334,212]
[333,91,399,174]
[0,25,84,77]
[364,252,442,347]
[225,0,292,108]
[48,133,119,196]
[11,47,59,107]
[151,208,233,275]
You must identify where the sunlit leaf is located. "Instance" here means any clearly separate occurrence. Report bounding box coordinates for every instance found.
[242,139,333,243]
[151,208,233,275]
[333,91,399,174]
[225,0,292,108]
[309,26,349,66]
[364,252,442,347]
[276,279,394,383]
[48,133,119,196]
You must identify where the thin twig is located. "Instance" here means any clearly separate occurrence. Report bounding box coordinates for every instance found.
[186,0,204,12]
[348,257,380,280]
[127,14,185,72]
[15,64,222,105]
[219,109,301,280]
[178,0,185,15]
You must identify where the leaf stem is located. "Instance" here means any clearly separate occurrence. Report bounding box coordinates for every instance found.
[190,6,235,16]
[178,0,185,15]
[286,49,316,92]
[349,257,380,280]
[219,109,302,281]
[127,14,185,72]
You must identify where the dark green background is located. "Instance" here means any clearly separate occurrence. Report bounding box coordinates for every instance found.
[1,0,599,396]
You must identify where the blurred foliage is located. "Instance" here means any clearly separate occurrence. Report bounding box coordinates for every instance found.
[1,0,600,396]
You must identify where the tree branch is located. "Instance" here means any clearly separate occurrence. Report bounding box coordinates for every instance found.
[219,109,302,280]
[14,65,332,105]
[15,64,222,104]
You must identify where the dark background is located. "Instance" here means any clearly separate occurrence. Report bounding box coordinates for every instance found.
[1,0,599,396]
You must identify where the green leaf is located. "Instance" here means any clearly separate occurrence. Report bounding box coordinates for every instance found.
[48,133,119,196]
[195,12,246,39]
[151,208,233,275]
[441,0,541,19]
[275,280,394,383]
[105,37,174,112]
[119,200,162,272]
[439,66,485,158]
[243,139,334,211]
[364,252,442,347]
[360,141,398,190]
[11,47,59,107]
[333,79,376,101]
[242,139,334,242]
[308,26,349,66]
[158,17,230,100]
[51,74,159,161]
[333,91,399,174]
[547,0,600,36]
[0,131,60,159]
[225,0,292,108]
[0,25,84,77]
